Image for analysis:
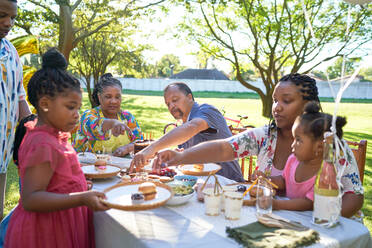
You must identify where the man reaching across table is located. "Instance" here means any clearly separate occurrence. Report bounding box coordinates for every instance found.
[130,82,244,182]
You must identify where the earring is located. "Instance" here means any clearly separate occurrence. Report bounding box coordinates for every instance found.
[43,108,48,112]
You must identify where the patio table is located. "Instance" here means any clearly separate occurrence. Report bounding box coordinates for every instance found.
[92,171,371,248]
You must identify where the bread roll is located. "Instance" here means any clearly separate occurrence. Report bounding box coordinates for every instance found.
[193,164,204,172]
[138,182,157,200]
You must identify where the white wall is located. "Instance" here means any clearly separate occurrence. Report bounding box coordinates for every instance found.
[88,78,372,99]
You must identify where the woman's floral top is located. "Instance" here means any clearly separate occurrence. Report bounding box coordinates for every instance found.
[73,106,143,153]
[227,125,364,195]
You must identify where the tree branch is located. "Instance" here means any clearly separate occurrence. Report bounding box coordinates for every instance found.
[28,0,59,21]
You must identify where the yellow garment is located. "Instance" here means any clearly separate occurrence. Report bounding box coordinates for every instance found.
[92,110,131,153]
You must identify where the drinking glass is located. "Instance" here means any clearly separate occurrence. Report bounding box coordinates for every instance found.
[224,191,243,220]
[203,188,222,216]
[256,177,272,216]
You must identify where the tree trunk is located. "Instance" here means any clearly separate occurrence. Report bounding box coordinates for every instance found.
[261,94,273,118]
[59,5,75,62]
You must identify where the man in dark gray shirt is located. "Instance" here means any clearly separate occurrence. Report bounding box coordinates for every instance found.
[130,82,244,182]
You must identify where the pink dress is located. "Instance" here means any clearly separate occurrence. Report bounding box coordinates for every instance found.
[5,121,95,248]
[282,154,316,201]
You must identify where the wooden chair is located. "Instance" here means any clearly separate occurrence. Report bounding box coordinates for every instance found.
[346,140,367,184]
[229,125,255,182]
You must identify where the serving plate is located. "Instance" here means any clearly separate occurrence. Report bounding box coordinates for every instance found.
[179,163,221,176]
[81,164,121,179]
[101,181,172,211]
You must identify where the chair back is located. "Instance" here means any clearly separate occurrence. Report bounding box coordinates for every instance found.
[346,140,367,183]
[163,123,178,134]
[229,125,255,182]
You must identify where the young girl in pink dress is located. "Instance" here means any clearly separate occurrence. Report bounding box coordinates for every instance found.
[4,48,109,248]
[268,101,346,211]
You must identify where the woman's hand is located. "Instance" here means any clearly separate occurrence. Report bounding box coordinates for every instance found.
[110,120,133,137]
[114,144,133,157]
[81,190,110,211]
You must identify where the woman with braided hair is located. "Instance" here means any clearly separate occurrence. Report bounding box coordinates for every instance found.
[153,73,364,218]
[73,73,143,156]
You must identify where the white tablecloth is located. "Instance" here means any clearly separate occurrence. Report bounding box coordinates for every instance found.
[92,175,372,248]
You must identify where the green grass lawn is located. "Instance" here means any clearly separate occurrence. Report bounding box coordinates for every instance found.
[4,92,372,234]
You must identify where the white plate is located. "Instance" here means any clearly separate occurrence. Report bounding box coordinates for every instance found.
[81,165,121,179]
[108,156,132,169]
[179,163,221,176]
[77,152,96,164]
[103,183,172,210]
[166,190,195,206]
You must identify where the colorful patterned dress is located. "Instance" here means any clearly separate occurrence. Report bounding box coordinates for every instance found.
[227,125,364,195]
[73,106,143,153]
[5,121,94,248]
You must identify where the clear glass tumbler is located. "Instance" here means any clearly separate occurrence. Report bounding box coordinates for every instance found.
[256,177,273,216]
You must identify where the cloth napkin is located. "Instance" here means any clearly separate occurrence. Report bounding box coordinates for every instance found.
[226,221,319,248]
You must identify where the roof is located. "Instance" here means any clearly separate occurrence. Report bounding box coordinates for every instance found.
[170,69,230,80]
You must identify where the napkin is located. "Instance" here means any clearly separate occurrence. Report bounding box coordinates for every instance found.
[226,221,319,248]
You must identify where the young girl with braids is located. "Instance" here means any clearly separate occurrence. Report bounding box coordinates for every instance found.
[154,73,364,217]
[4,49,109,248]
[73,73,143,156]
[266,102,346,211]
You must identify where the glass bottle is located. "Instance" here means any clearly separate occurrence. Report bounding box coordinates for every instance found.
[312,132,341,228]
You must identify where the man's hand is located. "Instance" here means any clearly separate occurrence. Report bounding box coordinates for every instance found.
[152,149,182,172]
[129,148,154,173]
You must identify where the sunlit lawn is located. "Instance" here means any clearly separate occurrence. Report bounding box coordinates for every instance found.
[4,92,372,234]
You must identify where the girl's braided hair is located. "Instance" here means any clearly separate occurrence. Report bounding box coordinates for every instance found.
[92,73,122,106]
[299,101,346,140]
[27,48,80,110]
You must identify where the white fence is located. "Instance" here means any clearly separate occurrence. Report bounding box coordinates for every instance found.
[83,78,372,99]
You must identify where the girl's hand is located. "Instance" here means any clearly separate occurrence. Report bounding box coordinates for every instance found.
[251,170,266,181]
[81,191,110,211]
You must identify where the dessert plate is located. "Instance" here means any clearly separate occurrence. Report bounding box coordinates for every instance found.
[77,152,96,164]
[101,181,172,211]
[179,163,221,176]
[81,164,121,179]
[107,156,132,169]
